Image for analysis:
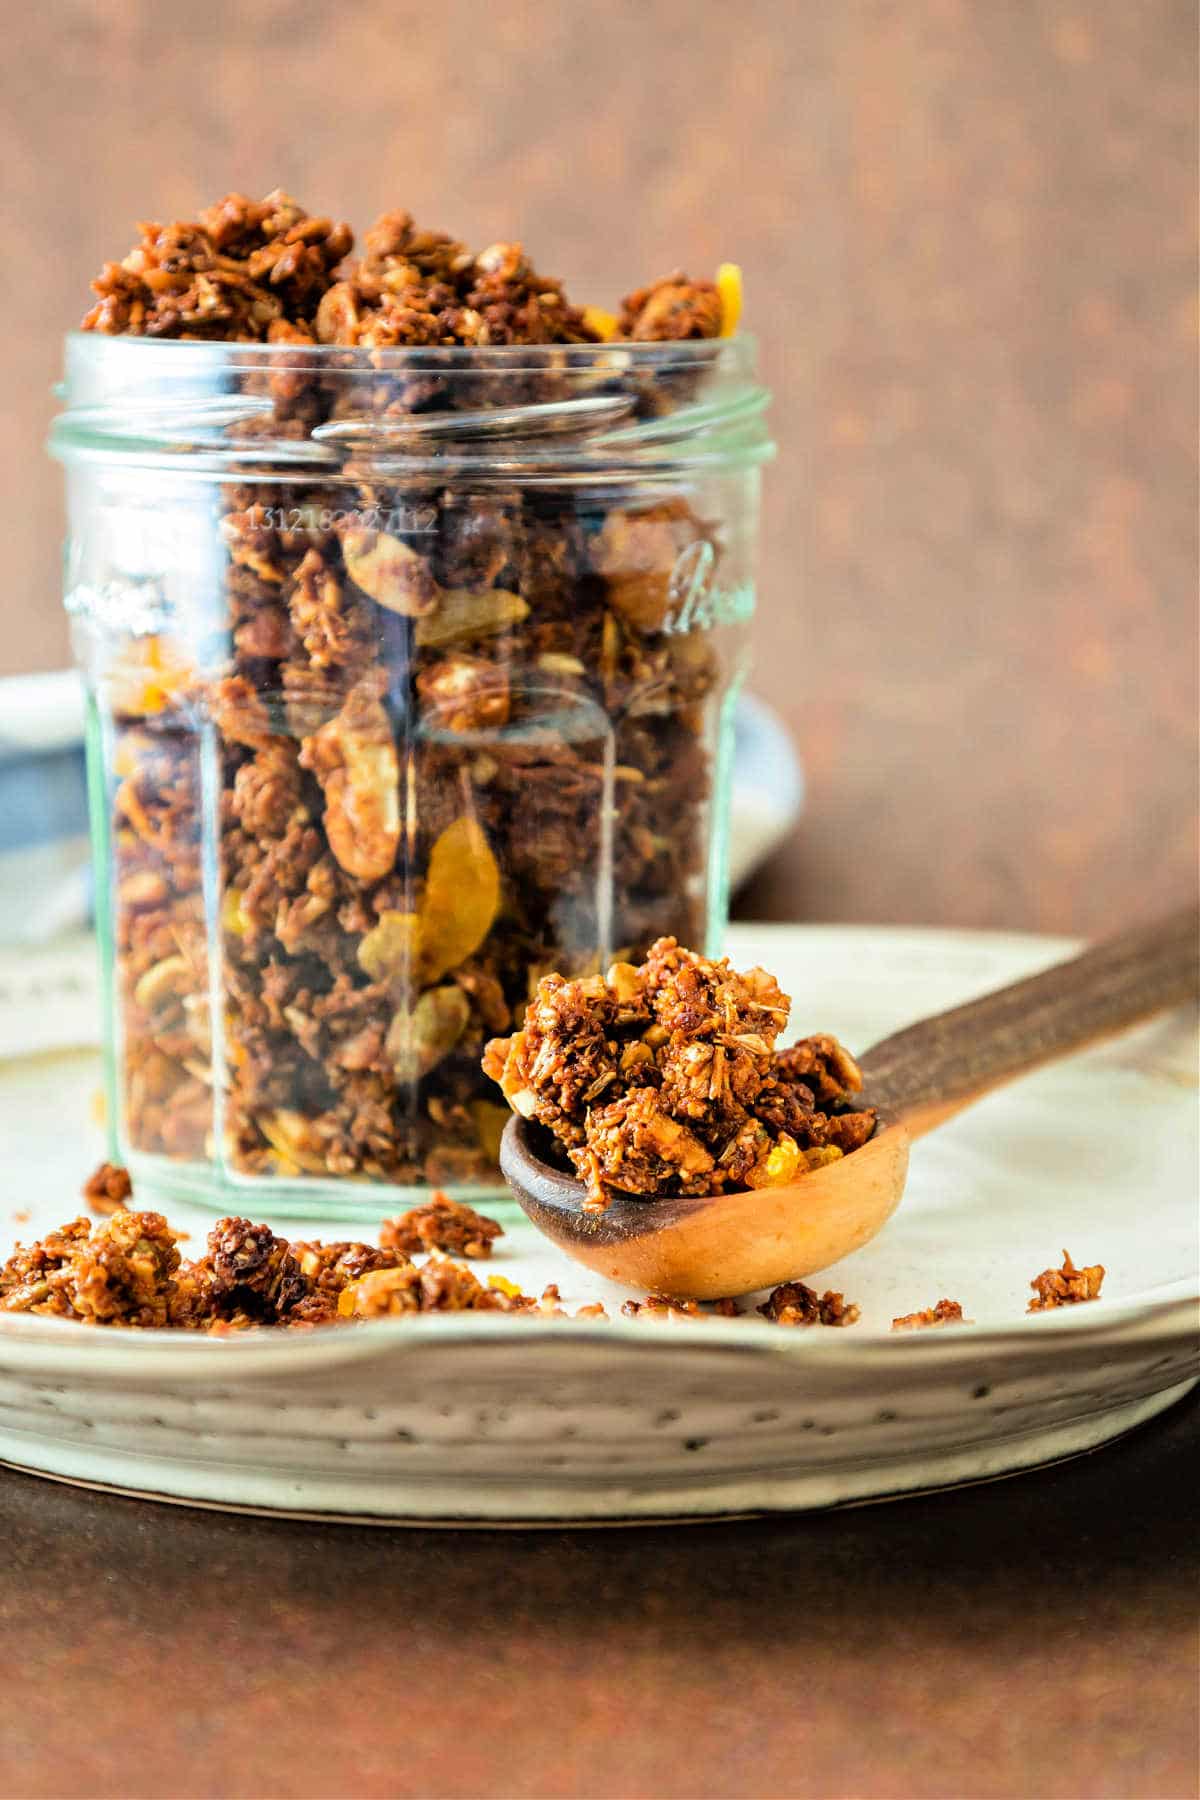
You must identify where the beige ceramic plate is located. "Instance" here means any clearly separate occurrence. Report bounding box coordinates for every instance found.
[0,925,1195,1523]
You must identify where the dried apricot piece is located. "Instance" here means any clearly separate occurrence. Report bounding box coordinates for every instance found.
[418,816,501,983]
[716,262,743,337]
[582,305,619,341]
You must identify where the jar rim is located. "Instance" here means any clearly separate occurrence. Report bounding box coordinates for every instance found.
[60,327,758,365]
[51,330,772,479]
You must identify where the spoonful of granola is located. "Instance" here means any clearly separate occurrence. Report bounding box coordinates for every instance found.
[487,911,1198,1298]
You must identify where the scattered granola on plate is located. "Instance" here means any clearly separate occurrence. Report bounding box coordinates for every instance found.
[757,1282,860,1327]
[891,1299,969,1330]
[0,1169,518,1332]
[621,1294,743,1321]
[380,1194,504,1259]
[1027,1250,1105,1312]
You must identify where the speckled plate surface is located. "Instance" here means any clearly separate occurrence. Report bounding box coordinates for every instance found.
[0,925,1195,1523]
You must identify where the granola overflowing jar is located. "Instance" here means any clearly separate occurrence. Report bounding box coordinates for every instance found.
[52,331,773,1215]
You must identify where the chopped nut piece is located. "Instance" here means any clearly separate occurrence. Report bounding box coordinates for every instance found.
[892,1299,968,1331]
[621,1293,741,1321]
[593,504,710,634]
[417,654,511,732]
[294,1239,406,1295]
[1028,1250,1105,1312]
[583,1088,716,1203]
[340,527,437,616]
[259,1110,331,1175]
[299,676,401,882]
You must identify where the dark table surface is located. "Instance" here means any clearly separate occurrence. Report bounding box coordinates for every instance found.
[1,1385,1195,1800]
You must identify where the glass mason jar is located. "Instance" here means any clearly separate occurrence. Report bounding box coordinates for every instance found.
[50,332,773,1216]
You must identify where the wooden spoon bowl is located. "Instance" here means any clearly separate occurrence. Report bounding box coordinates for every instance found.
[502,1112,911,1299]
[501,907,1199,1300]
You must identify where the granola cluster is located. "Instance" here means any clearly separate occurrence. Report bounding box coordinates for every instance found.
[0,1211,180,1327]
[1027,1250,1105,1311]
[82,193,724,350]
[379,1194,503,1259]
[82,191,353,339]
[484,937,877,1207]
[83,192,741,1189]
[315,218,599,349]
[82,1160,134,1216]
[757,1282,860,1327]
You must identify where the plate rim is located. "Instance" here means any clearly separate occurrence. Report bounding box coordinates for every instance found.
[0,1277,1195,1376]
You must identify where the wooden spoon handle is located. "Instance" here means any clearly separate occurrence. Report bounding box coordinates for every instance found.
[859,906,1199,1138]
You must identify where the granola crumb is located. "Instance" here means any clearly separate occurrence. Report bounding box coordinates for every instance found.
[380,1193,504,1260]
[891,1298,968,1330]
[1027,1250,1105,1312]
[621,1293,742,1321]
[757,1281,860,1327]
[82,1161,134,1216]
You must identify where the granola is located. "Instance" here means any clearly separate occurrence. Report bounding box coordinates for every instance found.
[380,1194,504,1259]
[0,1212,180,1326]
[1027,1251,1105,1311]
[78,195,739,1192]
[83,191,352,338]
[82,1161,134,1216]
[757,1282,860,1327]
[484,938,876,1208]
[618,273,723,341]
[891,1299,968,1330]
[621,1294,742,1320]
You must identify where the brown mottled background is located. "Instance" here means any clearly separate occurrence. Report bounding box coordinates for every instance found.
[3,0,1196,932]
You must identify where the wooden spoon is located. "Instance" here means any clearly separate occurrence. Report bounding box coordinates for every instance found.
[499,908,1199,1299]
